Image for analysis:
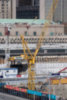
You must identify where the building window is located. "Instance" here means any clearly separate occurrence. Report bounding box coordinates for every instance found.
[64,33,67,35]
[33,32,36,36]
[50,32,54,36]
[2,4,4,6]
[0,32,2,36]
[25,31,28,36]
[7,70,9,72]
[16,31,19,36]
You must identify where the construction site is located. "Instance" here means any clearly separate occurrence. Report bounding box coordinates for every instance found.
[0,0,67,100]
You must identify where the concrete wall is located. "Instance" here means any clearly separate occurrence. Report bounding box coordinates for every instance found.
[0,24,64,36]
[40,0,45,19]
[12,0,16,18]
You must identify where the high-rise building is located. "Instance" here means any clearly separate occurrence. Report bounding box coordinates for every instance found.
[17,0,67,22]
[54,0,67,23]
[0,0,16,19]
[40,0,67,23]
[16,0,39,19]
[0,0,67,23]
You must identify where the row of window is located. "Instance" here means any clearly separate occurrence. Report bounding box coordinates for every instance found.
[0,38,67,44]
[50,32,63,36]
[0,32,37,36]
[0,31,36,36]
[0,31,64,36]
[0,11,8,18]
[0,31,66,38]
[11,31,37,36]
[36,57,67,62]
[0,1,8,18]
[17,9,39,19]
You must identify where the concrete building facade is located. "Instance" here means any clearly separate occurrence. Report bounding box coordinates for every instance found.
[0,0,16,19]
[0,0,67,23]
[0,20,64,36]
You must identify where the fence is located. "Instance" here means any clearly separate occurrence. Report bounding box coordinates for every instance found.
[0,83,56,100]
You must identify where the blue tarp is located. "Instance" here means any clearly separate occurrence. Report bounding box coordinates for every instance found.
[47,94,56,100]
[27,90,42,96]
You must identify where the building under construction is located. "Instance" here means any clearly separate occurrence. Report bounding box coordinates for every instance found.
[0,0,67,99]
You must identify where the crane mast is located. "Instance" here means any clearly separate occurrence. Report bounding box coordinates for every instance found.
[9,0,59,90]
[20,0,59,90]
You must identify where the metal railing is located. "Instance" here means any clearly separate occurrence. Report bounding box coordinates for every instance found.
[0,36,67,44]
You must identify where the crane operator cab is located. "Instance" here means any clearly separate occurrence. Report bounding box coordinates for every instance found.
[8,55,28,73]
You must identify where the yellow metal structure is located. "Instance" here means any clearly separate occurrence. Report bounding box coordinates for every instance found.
[8,55,25,61]
[51,79,60,85]
[9,0,59,90]
[21,0,59,90]
[51,78,67,85]
[34,0,59,58]
[20,35,35,90]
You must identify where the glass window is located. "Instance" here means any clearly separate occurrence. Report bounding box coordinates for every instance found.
[16,31,19,36]
[33,32,36,36]
[50,32,54,36]
[19,0,32,6]
[34,0,39,6]
[0,32,2,36]
[7,70,9,72]
[25,31,28,36]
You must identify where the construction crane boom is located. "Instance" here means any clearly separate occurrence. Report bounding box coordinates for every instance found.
[9,0,59,90]
[20,35,33,59]
[20,0,59,90]
[34,0,58,58]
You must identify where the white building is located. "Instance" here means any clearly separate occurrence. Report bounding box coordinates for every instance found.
[0,68,18,78]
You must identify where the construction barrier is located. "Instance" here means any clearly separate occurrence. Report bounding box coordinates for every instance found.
[0,84,57,100]
[0,83,6,87]
[27,90,42,96]
[51,78,67,85]
[47,94,56,100]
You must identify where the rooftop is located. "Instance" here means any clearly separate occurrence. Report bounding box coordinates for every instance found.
[0,19,56,25]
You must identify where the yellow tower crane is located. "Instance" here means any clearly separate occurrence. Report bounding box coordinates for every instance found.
[21,0,59,90]
[9,0,59,90]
